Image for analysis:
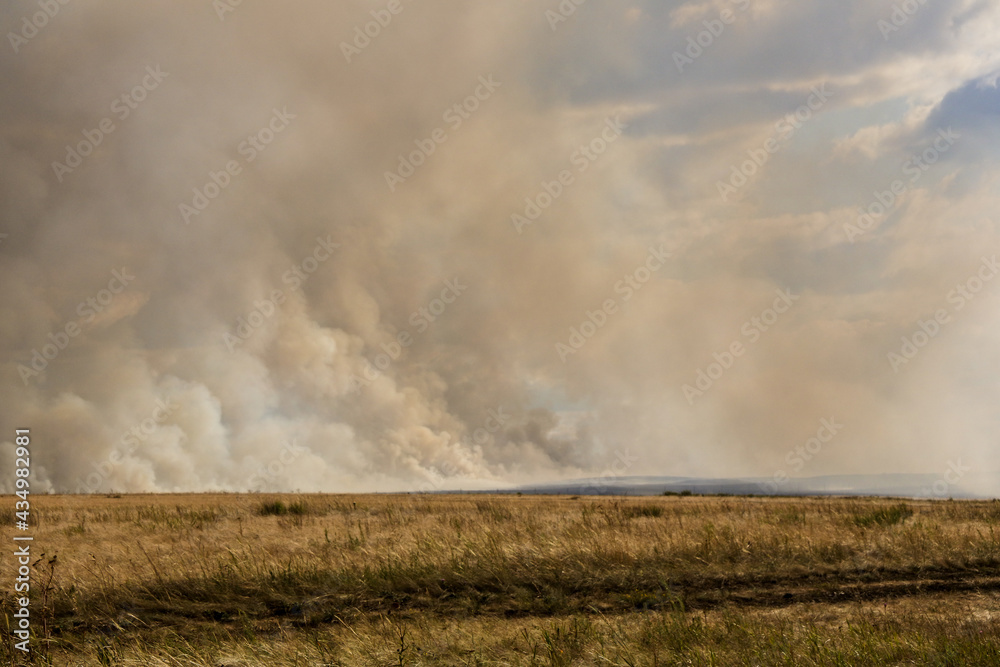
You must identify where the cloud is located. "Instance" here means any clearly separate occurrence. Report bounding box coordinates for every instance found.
[926,70,1000,137]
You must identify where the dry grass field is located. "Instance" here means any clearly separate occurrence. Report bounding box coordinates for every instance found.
[2,493,1000,665]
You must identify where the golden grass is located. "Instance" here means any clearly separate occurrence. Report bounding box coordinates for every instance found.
[2,493,999,665]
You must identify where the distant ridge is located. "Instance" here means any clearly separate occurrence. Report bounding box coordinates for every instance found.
[465,473,1000,499]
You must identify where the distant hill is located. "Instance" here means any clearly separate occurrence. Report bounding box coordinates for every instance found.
[483,473,1000,499]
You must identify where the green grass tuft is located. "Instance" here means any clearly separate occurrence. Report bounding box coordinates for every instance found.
[853,502,913,528]
[258,500,288,516]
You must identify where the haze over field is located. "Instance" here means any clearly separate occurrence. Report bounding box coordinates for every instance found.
[2,0,1000,494]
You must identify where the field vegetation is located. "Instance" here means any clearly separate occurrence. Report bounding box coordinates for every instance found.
[2,493,999,665]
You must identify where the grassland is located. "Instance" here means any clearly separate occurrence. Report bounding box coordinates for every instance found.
[2,493,1000,665]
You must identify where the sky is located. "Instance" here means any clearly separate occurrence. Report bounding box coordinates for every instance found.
[1,0,999,494]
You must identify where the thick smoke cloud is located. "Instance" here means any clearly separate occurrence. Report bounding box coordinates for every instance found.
[1,0,999,494]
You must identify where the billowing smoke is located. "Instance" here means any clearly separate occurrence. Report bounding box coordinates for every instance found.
[2,0,999,494]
